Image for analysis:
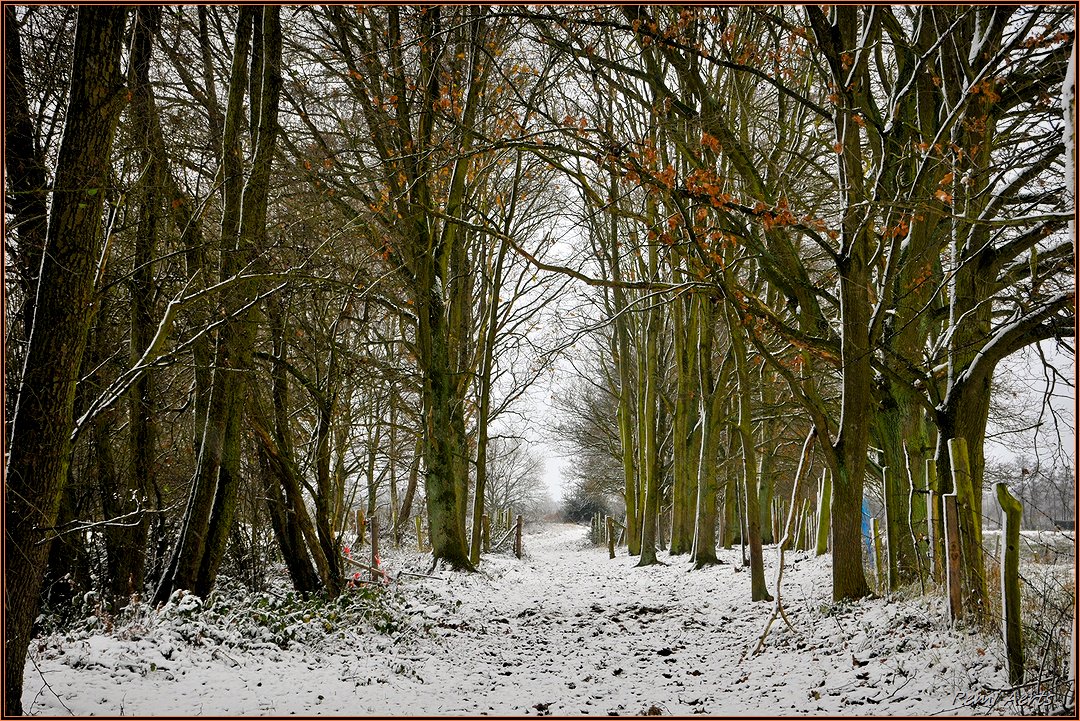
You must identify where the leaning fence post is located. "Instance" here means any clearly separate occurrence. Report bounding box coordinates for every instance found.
[370,514,380,582]
[415,516,424,552]
[995,482,1024,685]
[514,515,523,559]
[606,516,615,559]
[943,493,963,622]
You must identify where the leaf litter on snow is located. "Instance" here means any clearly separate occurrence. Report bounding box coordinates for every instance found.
[25,523,1011,715]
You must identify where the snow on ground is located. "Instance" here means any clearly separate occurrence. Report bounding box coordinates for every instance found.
[24,523,1012,716]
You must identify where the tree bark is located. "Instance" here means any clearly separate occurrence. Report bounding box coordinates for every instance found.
[417,259,474,569]
[4,8,128,714]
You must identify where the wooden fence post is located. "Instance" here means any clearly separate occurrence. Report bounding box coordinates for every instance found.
[949,438,988,623]
[370,514,380,582]
[906,454,929,588]
[514,515,523,559]
[929,489,941,583]
[357,508,366,547]
[415,516,424,552]
[943,493,963,622]
[816,469,831,556]
[995,483,1024,685]
[607,516,615,559]
[481,514,490,553]
[927,460,942,582]
[872,517,885,592]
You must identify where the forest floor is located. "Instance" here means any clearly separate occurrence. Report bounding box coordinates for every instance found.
[24,523,1023,716]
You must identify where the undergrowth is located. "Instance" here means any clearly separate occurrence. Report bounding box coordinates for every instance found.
[35,573,419,656]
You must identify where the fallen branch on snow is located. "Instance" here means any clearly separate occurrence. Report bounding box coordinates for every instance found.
[746,427,817,659]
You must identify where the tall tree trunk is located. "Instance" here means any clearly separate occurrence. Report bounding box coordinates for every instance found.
[156,6,284,601]
[608,228,640,555]
[807,5,873,601]
[396,436,423,540]
[116,4,163,610]
[254,302,321,593]
[636,240,663,567]
[411,6,474,571]
[312,345,344,597]
[448,237,474,543]
[872,6,943,588]
[757,366,776,545]
[692,299,728,568]
[417,258,474,569]
[669,289,700,555]
[4,8,128,713]
[726,305,771,601]
[388,394,400,546]
[247,303,337,594]
[471,237,510,564]
[198,6,283,596]
[155,7,256,604]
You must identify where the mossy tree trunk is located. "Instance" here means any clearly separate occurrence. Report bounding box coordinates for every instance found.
[155,6,283,602]
[692,299,729,568]
[4,8,129,714]
[669,287,701,556]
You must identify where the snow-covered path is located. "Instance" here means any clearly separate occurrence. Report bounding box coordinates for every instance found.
[24,523,1006,716]
[390,524,1001,716]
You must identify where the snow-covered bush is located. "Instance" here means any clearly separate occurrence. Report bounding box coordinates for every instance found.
[36,572,415,657]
